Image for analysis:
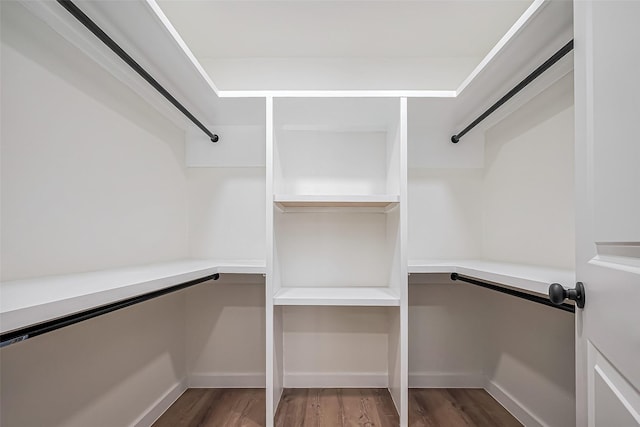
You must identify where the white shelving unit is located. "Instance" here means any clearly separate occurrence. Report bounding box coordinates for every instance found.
[1,1,582,426]
[270,97,406,295]
[266,96,408,422]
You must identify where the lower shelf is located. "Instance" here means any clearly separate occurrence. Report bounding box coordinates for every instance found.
[273,287,400,306]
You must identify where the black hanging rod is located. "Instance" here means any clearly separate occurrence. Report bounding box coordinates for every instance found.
[450,273,574,313]
[0,273,220,348]
[56,0,219,143]
[451,39,574,143]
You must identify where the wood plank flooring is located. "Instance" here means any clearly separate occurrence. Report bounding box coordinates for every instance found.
[152,388,265,427]
[153,388,522,427]
[275,388,399,427]
[409,389,522,427]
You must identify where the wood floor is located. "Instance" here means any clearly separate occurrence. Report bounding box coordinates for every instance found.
[152,388,265,427]
[409,389,522,427]
[275,388,399,427]
[153,388,521,427]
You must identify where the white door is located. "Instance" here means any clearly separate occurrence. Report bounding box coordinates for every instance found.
[574,1,640,426]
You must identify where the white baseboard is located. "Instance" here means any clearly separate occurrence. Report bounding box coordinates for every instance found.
[284,372,388,388]
[409,372,485,388]
[131,379,187,427]
[485,380,547,427]
[188,373,266,388]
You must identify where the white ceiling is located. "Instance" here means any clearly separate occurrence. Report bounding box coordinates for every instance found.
[157,0,534,91]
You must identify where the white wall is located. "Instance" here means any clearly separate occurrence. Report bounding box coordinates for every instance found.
[185,275,266,388]
[408,276,487,388]
[275,211,391,288]
[482,73,575,269]
[0,2,189,281]
[282,306,390,387]
[408,169,483,261]
[1,3,189,426]
[0,293,186,427]
[479,72,576,427]
[408,275,576,427]
[407,73,575,268]
[187,167,265,260]
[407,72,576,426]
[185,165,266,387]
[484,291,575,427]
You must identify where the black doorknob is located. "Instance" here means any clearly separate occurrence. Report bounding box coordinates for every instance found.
[548,282,585,309]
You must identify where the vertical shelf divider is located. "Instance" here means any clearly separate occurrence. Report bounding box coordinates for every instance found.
[265,96,279,427]
[386,97,409,426]
[400,97,409,426]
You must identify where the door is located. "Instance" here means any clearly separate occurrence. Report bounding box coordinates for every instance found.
[574,1,640,426]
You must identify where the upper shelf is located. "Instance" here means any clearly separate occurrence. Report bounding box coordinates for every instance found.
[451,0,574,131]
[0,259,266,334]
[274,195,399,211]
[408,259,575,296]
[18,0,264,127]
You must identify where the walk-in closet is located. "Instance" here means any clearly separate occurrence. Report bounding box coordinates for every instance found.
[2,0,639,426]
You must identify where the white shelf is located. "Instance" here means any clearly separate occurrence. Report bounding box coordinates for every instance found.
[0,259,266,334]
[408,259,575,296]
[213,259,267,274]
[273,287,400,306]
[19,0,264,127]
[274,194,399,210]
[453,0,573,130]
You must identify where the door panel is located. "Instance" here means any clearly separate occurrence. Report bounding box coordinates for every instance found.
[575,1,640,426]
[591,1,640,243]
[589,342,640,427]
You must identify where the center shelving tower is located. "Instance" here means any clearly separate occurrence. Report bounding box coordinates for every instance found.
[266,96,409,425]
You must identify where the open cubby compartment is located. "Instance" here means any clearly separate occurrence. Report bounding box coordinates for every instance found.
[406,72,576,426]
[272,204,402,304]
[185,274,267,389]
[406,73,576,273]
[273,97,402,201]
[271,305,403,412]
[408,273,576,427]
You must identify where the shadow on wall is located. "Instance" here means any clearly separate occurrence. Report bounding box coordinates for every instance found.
[484,71,574,164]
[408,276,575,426]
[483,290,576,427]
[481,72,575,270]
[409,277,487,381]
[185,275,266,384]
[0,292,186,427]
[187,168,266,261]
[1,1,184,155]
